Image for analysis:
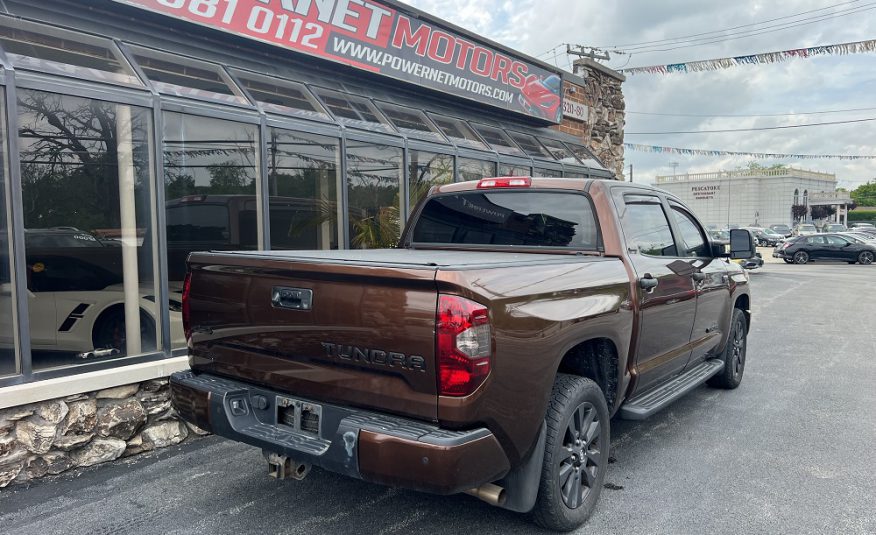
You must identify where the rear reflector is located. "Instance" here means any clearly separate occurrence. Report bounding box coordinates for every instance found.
[477,176,532,189]
[437,295,492,397]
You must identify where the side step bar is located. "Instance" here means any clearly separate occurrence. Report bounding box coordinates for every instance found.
[619,358,724,420]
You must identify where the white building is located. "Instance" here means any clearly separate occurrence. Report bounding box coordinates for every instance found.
[655,167,840,228]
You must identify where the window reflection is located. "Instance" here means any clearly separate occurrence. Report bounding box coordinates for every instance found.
[267,129,341,250]
[458,158,496,182]
[17,90,160,370]
[163,112,259,293]
[409,150,453,211]
[499,163,531,177]
[427,114,488,150]
[0,91,15,376]
[232,70,330,121]
[131,46,248,105]
[346,141,402,248]
[534,168,563,178]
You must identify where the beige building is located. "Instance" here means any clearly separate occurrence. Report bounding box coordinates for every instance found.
[655,167,839,228]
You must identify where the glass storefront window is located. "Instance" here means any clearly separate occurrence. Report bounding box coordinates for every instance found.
[345,141,402,248]
[0,89,16,376]
[267,129,341,250]
[129,46,248,106]
[427,114,489,150]
[458,158,496,182]
[17,89,159,370]
[538,138,581,165]
[375,102,444,141]
[499,163,531,177]
[409,150,453,210]
[163,112,259,298]
[470,124,526,157]
[231,70,330,122]
[564,142,607,170]
[0,19,141,86]
[534,168,563,178]
[507,131,555,160]
[311,87,393,133]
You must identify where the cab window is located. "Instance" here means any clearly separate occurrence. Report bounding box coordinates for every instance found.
[620,195,677,257]
[670,205,710,257]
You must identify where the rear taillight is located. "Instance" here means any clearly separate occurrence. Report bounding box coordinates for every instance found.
[437,295,492,397]
[781,242,791,250]
[182,273,192,341]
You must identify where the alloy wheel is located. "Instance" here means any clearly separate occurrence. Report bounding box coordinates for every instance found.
[859,251,874,265]
[729,315,746,381]
[558,402,602,509]
[793,251,809,264]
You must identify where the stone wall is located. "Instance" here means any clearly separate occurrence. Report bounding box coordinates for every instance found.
[0,378,205,487]
[554,59,626,179]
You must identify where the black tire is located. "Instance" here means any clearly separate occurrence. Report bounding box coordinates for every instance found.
[532,375,609,532]
[93,307,157,356]
[858,251,874,265]
[793,251,809,264]
[708,308,748,389]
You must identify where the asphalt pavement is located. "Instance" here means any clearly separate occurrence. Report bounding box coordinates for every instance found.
[2,262,874,535]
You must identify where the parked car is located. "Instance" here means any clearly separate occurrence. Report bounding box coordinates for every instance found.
[849,222,875,230]
[792,223,818,236]
[769,224,792,238]
[745,227,784,247]
[841,232,876,244]
[170,177,755,532]
[820,223,847,233]
[773,233,876,264]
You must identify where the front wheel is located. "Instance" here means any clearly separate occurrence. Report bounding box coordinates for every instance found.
[708,308,748,389]
[532,375,609,532]
[793,251,809,264]
[858,251,874,265]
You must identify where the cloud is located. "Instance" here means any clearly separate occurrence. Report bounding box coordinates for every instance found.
[400,0,876,189]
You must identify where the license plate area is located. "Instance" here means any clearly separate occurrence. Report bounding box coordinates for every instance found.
[276,396,322,437]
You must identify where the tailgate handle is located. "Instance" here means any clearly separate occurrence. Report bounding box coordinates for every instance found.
[272,287,313,311]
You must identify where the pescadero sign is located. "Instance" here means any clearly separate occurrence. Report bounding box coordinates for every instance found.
[111,0,564,122]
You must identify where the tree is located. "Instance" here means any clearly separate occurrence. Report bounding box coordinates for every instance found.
[791,204,807,222]
[810,205,836,220]
[850,182,876,207]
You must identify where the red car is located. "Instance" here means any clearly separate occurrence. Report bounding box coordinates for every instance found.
[518,74,561,120]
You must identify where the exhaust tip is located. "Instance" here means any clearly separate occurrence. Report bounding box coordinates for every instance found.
[465,483,507,507]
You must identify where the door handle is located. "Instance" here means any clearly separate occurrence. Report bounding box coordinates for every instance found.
[639,274,658,291]
[691,272,706,282]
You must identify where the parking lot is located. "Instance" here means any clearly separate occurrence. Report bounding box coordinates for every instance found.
[2,261,874,535]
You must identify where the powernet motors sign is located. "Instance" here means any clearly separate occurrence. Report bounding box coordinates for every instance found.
[112,0,564,123]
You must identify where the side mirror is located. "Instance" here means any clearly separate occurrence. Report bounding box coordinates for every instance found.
[730,229,756,259]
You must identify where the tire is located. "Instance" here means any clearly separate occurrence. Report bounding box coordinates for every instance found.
[708,308,748,389]
[532,375,610,532]
[858,251,874,265]
[93,307,157,356]
[793,251,809,264]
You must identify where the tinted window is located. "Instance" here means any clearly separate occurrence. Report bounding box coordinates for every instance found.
[409,151,453,210]
[458,158,496,182]
[165,205,229,243]
[621,200,677,256]
[805,236,825,245]
[130,46,247,105]
[670,206,709,257]
[825,235,851,246]
[233,71,329,120]
[412,192,598,249]
[428,114,488,150]
[346,141,402,248]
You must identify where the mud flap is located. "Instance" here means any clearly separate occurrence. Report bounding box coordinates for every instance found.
[496,423,546,513]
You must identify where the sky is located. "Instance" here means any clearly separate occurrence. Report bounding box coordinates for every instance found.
[400,0,876,190]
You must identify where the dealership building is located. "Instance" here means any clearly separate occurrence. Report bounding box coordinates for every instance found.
[655,167,841,229]
[0,0,624,485]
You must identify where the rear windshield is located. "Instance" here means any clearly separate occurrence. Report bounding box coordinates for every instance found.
[411,191,599,249]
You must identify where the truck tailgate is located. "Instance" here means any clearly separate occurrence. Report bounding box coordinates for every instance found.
[186,251,439,420]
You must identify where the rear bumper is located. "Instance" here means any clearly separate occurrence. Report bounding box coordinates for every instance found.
[170,370,510,495]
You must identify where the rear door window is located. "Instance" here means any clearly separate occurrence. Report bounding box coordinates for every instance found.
[411,191,599,249]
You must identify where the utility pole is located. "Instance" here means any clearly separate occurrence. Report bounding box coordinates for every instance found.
[629,163,633,183]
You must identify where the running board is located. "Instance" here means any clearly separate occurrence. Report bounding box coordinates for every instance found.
[619,358,725,420]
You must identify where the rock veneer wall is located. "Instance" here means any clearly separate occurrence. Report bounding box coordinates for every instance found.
[554,59,626,180]
[0,379,206,487]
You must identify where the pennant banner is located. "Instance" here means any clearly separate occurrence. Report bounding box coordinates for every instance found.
[620,39,876,75]
[624,143,876,160]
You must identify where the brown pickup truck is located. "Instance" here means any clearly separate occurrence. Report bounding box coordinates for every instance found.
[170,177,755,531]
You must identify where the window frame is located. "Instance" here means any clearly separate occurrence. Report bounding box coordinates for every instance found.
[668,201,711,258]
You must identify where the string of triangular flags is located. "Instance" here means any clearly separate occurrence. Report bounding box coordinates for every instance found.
[620,38,876,75]
[624,143,876,160]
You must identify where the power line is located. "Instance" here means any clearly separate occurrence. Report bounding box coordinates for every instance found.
[595,0,863,49]
[618,4,876,54]
[627,106,876,118]
[626,117,876,135]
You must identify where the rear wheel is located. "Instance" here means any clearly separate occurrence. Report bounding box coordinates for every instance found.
[793,251,809,264]
[532,375,609,532]
[708,308,748,389]
[93,307,156,356]
[858,251,874,265]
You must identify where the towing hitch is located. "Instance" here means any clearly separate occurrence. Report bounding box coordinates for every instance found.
[264,451,311,480]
